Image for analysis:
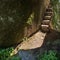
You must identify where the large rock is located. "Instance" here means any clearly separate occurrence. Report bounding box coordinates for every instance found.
[0,0,50,47]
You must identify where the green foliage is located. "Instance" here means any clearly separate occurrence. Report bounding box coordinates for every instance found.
[7,56,21,60]
[51,0,59,5]
[51,0,60,31]
[0,47,21,60]
[0,47,14,60]
[37,50,58,60]
[26,12,34,25]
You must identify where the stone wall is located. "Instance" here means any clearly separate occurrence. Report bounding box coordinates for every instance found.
[0,0,50,47]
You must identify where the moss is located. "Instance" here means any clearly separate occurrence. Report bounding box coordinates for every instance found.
[26,12,34,25]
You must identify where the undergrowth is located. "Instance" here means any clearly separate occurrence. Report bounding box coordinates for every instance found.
[0,47,21,60]
[37,50,60,60]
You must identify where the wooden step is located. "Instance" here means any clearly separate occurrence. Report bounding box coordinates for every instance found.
[42,20,50,25]
[46,8,53,12]
[45,12,53,16]
[41,25,49,28]
[44,16,51,20]
[41,25,49,32]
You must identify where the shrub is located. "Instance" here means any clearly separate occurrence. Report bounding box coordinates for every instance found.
[0,47,14,60]
[7,56,21,60]
[37,50,58,60]
[0,47,21,60]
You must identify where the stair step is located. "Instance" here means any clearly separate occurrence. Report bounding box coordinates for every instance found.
[45,12,53,16]
[46,8,53,12]
[45,11,53,15]
[42,20,50,25]
[41,25,49,32]
[41,25,49,27]
[44,16,51,20]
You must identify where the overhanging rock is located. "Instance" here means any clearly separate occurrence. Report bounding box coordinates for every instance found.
[0,0,50,47]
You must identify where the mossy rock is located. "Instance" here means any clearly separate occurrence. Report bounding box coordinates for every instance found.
[0,0,32,47]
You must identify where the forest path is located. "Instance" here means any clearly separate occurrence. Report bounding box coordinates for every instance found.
[18,31,46,50]
[13,29,60,60]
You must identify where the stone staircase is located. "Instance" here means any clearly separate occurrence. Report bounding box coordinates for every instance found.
[41,4,53,32]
